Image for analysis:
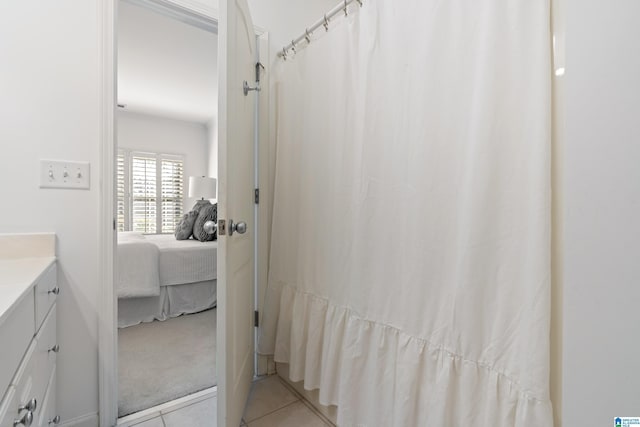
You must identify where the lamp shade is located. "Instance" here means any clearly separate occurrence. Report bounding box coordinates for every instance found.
[188,176,217,199]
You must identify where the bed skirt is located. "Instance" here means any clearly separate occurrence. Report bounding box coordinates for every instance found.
[118,279,217,328]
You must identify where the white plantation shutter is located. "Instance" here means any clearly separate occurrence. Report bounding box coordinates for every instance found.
[161,157,184,233]
[118,150,184,234]
[116,153,127,232]
[131,153,157,233]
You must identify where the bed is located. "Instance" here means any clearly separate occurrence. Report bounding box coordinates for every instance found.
[117,232,217,328]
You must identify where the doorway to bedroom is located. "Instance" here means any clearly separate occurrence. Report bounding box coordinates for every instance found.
[115,0,219,420]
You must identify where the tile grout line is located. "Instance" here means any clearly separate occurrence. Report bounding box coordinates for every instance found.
[296,399,335,427]
[245,399,301,425]
[275,375,336,427]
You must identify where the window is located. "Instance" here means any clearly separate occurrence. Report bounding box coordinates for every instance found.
[117,150,184,233]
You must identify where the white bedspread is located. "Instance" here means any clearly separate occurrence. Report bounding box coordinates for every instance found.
[144,234,217,286]
[116,239,160,298]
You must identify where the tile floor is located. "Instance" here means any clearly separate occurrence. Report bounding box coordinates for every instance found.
[242,376,333,427]
[127,375,333,427]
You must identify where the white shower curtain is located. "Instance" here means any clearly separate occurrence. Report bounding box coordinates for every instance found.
[259,1,553,426]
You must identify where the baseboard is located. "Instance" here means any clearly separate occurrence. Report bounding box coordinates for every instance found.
[59,412,99,427]
[257,354,276,376]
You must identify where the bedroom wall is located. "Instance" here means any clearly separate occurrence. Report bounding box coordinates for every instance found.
[117,110,210,212]
[118,1,218,124]
[206,118,218,180]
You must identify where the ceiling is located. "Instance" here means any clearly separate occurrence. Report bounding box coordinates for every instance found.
[118,1,218,123]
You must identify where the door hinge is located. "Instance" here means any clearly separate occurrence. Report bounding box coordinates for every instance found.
[113,219,116,230]
[256,62,265,83]
[254,310,259,327]
[254,188,260,204]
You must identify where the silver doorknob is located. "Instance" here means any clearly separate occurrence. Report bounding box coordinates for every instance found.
[48,287,60,295]
[203,220,217,235]
[48,344,60,353]
[229,220,247,236]
[14,411,33,426]
[48,415,61,425]
[18,398,37,412]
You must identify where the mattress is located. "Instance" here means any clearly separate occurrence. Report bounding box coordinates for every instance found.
[143,234,217,286]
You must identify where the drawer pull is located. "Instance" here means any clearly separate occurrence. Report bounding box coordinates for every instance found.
[48,415,61,425]
[48,344,60,353]
[13,411,33,426]
[18,398,37,412]
[48,287,60,295]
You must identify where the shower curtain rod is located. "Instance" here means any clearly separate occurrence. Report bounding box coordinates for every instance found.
[277,0,363,59]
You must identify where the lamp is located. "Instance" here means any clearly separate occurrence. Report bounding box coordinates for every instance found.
[189,176,217,209]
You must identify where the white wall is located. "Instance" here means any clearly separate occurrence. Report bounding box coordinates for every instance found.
[206,118,218,179]
[118,1,218,123]
[117,110,210,211]
[0,2,101,425]
[247,0,338,50]
[562,0,640,425]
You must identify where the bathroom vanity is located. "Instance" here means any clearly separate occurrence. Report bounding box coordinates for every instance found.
[0,234,59,426]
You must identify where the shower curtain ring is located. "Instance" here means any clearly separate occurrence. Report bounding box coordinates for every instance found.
[356,0,362,6]
[323,14,329,31]
[282,47,287,60]
[344,0,348,16]
[305,28,312,43]
[291,40,296,54]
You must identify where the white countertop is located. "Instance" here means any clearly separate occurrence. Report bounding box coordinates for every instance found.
[0,233,56,327]
[0,257,56,327]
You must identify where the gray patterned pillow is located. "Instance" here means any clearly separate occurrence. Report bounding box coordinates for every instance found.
[193,203,217,242]
[191,199,211,212]
[174,210,199,240]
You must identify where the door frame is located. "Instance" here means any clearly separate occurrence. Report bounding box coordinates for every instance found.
[99,1,268,425]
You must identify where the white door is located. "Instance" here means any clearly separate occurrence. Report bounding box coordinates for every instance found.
[217,0,257,426]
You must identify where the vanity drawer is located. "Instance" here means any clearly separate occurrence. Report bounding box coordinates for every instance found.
[9,305,57,427]
[12,341,40,427]
[0,291,35,397]
[37,368,57,427]
[0,386,16,427]
[34,305,57,412]
[34,264,57,333]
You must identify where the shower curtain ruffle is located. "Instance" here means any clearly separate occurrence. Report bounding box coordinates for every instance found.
[274,284,553,427]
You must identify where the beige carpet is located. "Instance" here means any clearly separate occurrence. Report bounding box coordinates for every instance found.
[118,309,217,417]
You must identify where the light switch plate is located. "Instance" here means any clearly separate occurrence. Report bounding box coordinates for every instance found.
[40,159,90,190]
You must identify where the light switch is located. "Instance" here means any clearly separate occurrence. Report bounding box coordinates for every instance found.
[40,160,90,189]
